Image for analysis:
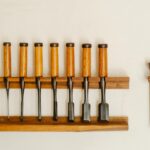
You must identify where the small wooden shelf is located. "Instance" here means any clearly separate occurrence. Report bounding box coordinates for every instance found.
[148,76,150,82]
[0,76,129,89]
[0,116,128,132]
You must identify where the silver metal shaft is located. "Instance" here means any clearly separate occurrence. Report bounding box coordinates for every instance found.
[36,77,42,121]
[100,77,106,103]
[82,77,90,122]
[68,77,74,122]
[68,77,73,103]
[4,77,9,119]
[99,77,109,122]
[52,77,57,121]
[20,77,25,121]
[84,77,89,103]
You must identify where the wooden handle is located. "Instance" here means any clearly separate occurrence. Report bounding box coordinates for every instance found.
[66,43,75,77]
[19,43,28,77]
[98,44,108,77]
[3,42,11,77]
[82,44,91,77]
[50,43,59,77]
[35,43,43,77]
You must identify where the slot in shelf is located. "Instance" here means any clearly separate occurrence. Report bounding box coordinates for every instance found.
[0,116,128,132]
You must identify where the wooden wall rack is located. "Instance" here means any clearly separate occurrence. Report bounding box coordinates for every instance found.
[0,76,129,132]
[0,76,129,89]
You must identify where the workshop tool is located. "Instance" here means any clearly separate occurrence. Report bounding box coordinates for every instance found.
[3,42,11,119]
[82,43,91,122]
[50,43,59,121]
[35,43,43,121]
[66,43,75,122]
[19,43,28,121]
[98,44,109,122]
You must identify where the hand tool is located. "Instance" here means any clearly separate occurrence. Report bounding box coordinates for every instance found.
[34,43,43,121]
[19,43,28,121]
[50,43,59,121]
[3,42,11,119]
[66,43,75,122]
[98,44,109,122]
[82,43,91,122]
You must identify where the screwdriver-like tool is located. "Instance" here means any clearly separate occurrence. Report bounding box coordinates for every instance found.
[3,42,11,119]
[19,43,28,121]
[98,44,109,122]
[66,43,75,122]
[50,43,59,121]
[34,43,43,121]
[82,43,91,122]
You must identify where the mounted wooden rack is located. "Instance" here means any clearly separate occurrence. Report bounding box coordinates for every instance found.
[0,76,129,89]
[0,76,129,132]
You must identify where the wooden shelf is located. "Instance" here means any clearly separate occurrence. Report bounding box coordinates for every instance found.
[0,116,128,132]
[0,76,129,89]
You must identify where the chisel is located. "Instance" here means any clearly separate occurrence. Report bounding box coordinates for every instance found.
[98,44,109,122]
[3,42,11,119]
[34,43,43,121]
[66,43,75,122]
[19,43,28,121]
[82,43,91,122]
[50,43,59,121]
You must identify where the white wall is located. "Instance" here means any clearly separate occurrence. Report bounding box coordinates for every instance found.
[0,0,149,149]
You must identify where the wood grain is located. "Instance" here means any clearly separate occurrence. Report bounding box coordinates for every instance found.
[99,46,108,77]
[0,76,129,89]
[66,46,75,77]
[50,46,59,77]
[35,45,43,77]
[82,47,91,77]
[3,43,11,77]
[19,44,27,77]
[0,116,128,131]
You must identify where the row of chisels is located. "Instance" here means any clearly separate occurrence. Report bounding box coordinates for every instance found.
[2,42,109,123]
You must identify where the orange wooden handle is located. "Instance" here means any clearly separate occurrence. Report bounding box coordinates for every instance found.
[19,43,28,77]
[50,43,59,77]
[34,43,43,77]
[66,43,75,77]
[82,44,91,77]
[98,44,108,77]
[3,42,11,77]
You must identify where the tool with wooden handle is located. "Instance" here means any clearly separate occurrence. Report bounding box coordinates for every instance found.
[50,43,59,121]
[98,44,109,122]
[19,43,28,121]
[66,43,75,122]
[82,43,91,122]
[3,42,11,119]
[35,43,43,121]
